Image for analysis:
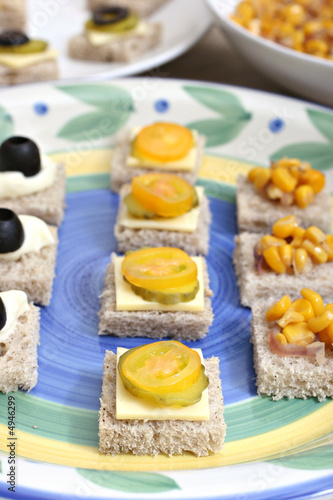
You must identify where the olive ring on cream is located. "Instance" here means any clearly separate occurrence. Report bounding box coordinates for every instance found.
[0,136,41,177]
[93,7,128,25]
[0,208,24,254]
[0,297,6,331]
[0,31,30,47]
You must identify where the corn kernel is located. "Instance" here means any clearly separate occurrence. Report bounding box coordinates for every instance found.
[304,20,322,36]
[295,184,314,208]
[318,327,333,345]
[304,226,326,245]
[305,39,329,56]
[266,183,284,200]
[265,295,292,321]
[284,4,306,25]
[263,246,286,273]
[282,322,315,346]
[287,298,314,321]
[276,333,288,345]
[277,310,304,328]
[254,168,271,190]
[248,167,264,182]
[276,158,300,169]
[236,1,255,21]
[308,310,333,333]
[279,244,293,268]
[301,239,328,264]
[290,226,305,247]
[325,303,333,312]
[272,215,298,239]
[301,289,324,316]
[299,169,325,194]
[261,235,286,250]
[294,247,310,273]
[271,167,298,192]
[325,235,333,261]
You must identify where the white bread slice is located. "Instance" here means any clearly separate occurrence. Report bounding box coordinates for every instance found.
[87,0,170,17]
[0,59,58,86]
[114,184,211,255]
[0,303,40,393]
[0,0,25,31]
[68,22,161,63]
[0,226,58,306]
[99,350,226,456]
[233,232,333,307]
[98,253,214,340]
[251,299,333,401]
[236,175,332,234]
[111,130,205,193]
[0,163,66,226]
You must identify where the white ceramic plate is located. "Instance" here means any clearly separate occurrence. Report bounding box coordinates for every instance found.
[26,0,211,81]
[206,0,333,107]
[0,78,333,500]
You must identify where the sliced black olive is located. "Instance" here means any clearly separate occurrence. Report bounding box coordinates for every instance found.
[93,6,128,25]
[0,297,6,331]
[0,136,41,177]
[0,31,29,47]
[0,209,24,254]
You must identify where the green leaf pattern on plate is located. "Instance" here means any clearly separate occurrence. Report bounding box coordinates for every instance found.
[271,444,333,470]
[0,105,14,144]
[77,469,180,493]
[271,108,333,171]
[56,84,134,142]
[183,85,252,147]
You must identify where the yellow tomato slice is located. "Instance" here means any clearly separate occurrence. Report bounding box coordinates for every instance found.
[120,341,202,394]
[132,122,194,163]
[131,173,195,218]
[122,247,197,290]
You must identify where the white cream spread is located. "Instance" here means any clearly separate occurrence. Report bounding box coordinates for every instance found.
[0,290,29,343]
[0,154,57,199]
[0,215,55,262]
[86,21,149,46]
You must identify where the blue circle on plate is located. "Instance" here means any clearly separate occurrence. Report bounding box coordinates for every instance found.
[154,99,169,113]
[33,103,49,115]
[269,117,285,133]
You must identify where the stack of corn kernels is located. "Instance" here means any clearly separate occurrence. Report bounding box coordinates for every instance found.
[266,289,333,346]
[256,215,333,274]
[232,0,333,60]
[248,157,326,208]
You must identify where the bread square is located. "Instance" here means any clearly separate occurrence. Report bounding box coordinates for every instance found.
[0,163,66,226]
[114,185,211,255]
[0,226,58,306]
[236,175,332,234]
[0,57,58,87]
[233,232,333,307]
[87,0,170,17]
[69,22,161,63]
[111,130,205,193]
[0,0,25,31]
[251,299,333,401]
[0,303,40,393]
[98,253,214,340]
[99,350,226,456]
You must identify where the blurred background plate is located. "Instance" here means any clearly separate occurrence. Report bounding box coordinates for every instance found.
[26,0,211,81]
[206,0,333,107]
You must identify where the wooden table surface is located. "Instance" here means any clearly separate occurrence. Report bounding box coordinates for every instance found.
[142,24,297,100]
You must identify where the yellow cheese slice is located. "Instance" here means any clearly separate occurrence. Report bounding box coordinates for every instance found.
[126,127,199,172]
[86,21,149,46]
[0,49,58,69]
[115,255,205,312]
[118,186,203,233]
[116,347,210,420]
